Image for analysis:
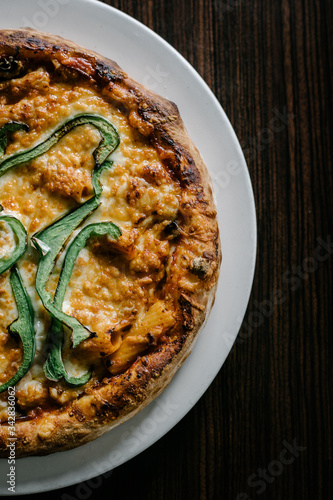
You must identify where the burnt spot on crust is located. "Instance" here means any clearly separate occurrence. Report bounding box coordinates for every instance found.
[137,95,179,123]
[182,165,200,185]
[179,294,194,331]
[69,407,86,422]
[203,250,215,261]
[23,36,48,52]
[141,356,149,366]
[153,130,202,188]
[137,102,159,117]
[95,61,124,83]
[98,400,120,418]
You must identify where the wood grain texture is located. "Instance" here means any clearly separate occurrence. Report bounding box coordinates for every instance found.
[16,0,332,498]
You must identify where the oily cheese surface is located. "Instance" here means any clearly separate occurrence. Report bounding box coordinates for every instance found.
[0,29,220,457]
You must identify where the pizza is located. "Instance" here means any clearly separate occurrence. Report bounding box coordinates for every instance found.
[0,29,221,457]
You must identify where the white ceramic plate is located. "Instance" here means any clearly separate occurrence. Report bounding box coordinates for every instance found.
[0,0,256,494]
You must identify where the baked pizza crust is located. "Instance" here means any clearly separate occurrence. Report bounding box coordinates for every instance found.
[0,29,221,457]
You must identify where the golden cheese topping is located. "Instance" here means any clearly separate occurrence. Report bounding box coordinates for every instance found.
[0,67,181,416]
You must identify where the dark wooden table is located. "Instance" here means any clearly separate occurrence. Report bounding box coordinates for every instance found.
[20,1,332,499]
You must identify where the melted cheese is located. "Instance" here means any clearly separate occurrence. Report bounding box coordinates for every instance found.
[0,67,181,415]
[0,219,15,259]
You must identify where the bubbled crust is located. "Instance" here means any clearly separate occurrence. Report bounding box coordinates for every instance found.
[0,29,221,457]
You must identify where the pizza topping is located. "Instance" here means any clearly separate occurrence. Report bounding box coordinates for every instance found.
[0,121,29,156]
[106,300,176,375]
[32,114,119,349]
[0,203,35,394]
[0,267,35,393]
[0,113,118,180]
[189,257,211,278]
[0,55,23,81]
[16,378,48,410]
[162,220,181,240]
[44,222,121,386]
[0,211,27,274]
